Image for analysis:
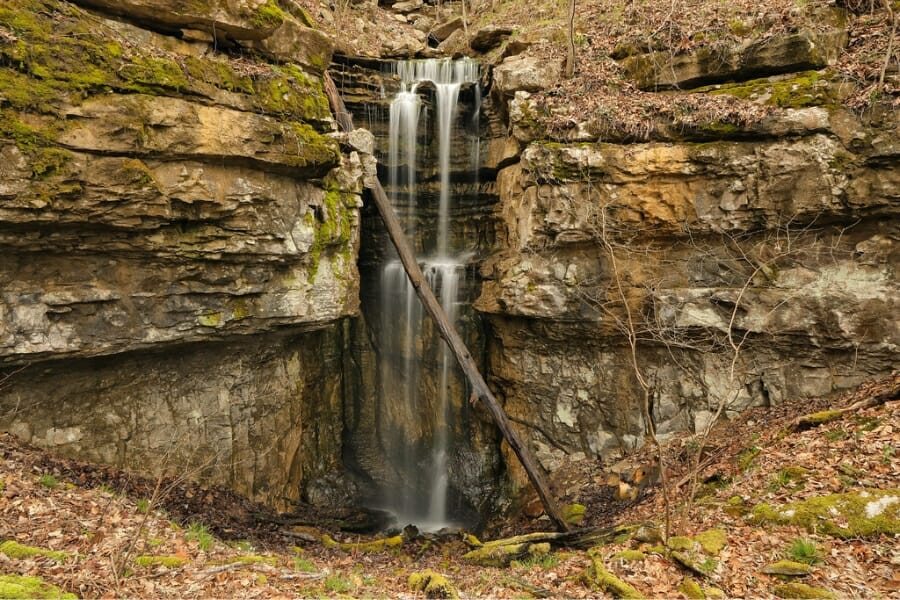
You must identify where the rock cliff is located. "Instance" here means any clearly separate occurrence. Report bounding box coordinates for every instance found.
[476,5,898,489]
[0,0,364,509]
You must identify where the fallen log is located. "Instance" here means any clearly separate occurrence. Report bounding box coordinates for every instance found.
[790,371,899,432]
[323,72,568,531]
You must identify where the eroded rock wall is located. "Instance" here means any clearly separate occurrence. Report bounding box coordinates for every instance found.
[0,0,363,507]
[482,36,898,487]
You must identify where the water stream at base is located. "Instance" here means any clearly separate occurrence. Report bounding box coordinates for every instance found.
[377,58,480,531]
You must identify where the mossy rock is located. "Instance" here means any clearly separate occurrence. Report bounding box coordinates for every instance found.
[699,71,838,109]
[321,534,403,553]
[773,582,835,599]
[463,541,549,568]
[678,576,705,599]
[0,574,77,599]
[672,550,717,577]
[694,529,727,556]
[408,569,458,599]
[750,488,900,538]
[134,555,187,568]
[704,586,726,599]
[666,536,694,551]
[562,503,586,525]
[585,549,643,599]
[724,496,749,517]
[612,549,647,562]
[0,540,70,562]
[762,560,812,576]
[0,0,330,122]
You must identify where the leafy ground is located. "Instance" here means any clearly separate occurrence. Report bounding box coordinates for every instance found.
[2,373,897,598]
[303,0,898,138]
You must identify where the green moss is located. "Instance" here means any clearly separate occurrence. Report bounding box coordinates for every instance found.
[0,540,70,562]
[667,536,694,551]
[562,503,586,525]
[0,574,77,599]
[751,489,900,538]
[678,576,705,599]
[797,410,843,426]
[217,555,278,565]
[585,548,643,599]
[694,529,727,556]
[773,583,835,599]
[700,72,836,109]
[321,534,403,553]
[306,178,356,282]
[737,445,761,471]
[408,570,458,599]
[762,560,812,576]
[612,550,647,562]
[463,541,549,568]
[250,0,286,29]
[0,0,327,122]
[134,555,187,568]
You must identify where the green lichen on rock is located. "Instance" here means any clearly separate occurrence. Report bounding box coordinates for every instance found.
[0,574,77,599]
[773,582,835,599]
[751,488,900,538]
[694,529,727,556]
[0,540,70,562]
[408,570,458,599]
[134,555,187,568]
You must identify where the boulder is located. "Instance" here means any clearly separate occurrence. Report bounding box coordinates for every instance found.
[493,55,564,97]
[391,0,423,13]
[469,25,513,52]
[430,16,463,42]
[622,30,848,90]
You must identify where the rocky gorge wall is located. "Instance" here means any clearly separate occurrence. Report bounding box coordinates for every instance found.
[477,20,898,491]
[0,0,369,509]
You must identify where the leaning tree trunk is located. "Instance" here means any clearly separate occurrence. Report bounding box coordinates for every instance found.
[323,73,569,532]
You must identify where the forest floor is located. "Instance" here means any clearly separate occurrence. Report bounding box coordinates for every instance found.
[1,373,897,599]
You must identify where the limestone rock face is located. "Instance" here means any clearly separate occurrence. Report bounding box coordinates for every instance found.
[482,49,898,495]
[71,0,288,42]
[0,0,361,507]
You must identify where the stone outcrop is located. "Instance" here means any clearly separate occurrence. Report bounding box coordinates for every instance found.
[479,23,898,490]
[622,29,848,90]
[0,0,362,508]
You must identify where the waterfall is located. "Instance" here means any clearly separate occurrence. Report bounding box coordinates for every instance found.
[377,58,480,530]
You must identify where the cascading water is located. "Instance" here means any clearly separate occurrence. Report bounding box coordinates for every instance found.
[376,58,481,530]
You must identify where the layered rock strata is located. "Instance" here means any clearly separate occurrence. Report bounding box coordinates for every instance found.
[0,0,363,508]
[481,21,898,484]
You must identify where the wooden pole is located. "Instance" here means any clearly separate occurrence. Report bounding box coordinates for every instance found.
[324,73,569,531]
